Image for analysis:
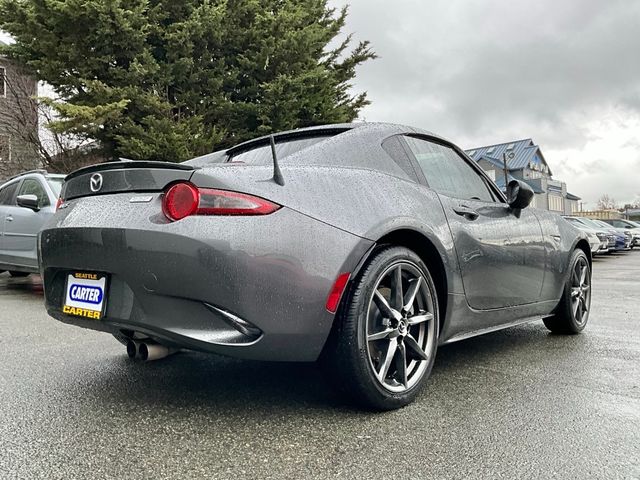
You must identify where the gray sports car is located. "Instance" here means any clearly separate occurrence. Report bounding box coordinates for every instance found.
[39,123,592,410]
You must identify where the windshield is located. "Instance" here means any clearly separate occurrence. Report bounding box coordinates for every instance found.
[46,177,64,197]
[574,217,604,230]
[565,217,589,229]
[591,219,613,229]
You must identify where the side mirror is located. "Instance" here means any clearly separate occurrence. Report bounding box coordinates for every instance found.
[16,194,40,211]
[506,180,534,210]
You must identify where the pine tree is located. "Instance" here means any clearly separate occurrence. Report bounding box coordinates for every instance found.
[0,0,375,162]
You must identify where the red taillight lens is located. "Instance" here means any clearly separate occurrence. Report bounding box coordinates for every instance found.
[197,189,280,216]
[55,197,63,211]
[162,183,280,221]
[326,272,351,313]
[162,183,199,221]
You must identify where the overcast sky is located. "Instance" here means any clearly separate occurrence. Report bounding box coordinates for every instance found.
[332,0,640,207]
[3,2,640,207]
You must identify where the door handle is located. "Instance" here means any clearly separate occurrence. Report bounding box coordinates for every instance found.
[5,216,13,222]
[452,205,479,220]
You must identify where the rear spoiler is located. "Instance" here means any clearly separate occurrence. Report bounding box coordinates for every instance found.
[65,161,196,181]
[61,161,198,201]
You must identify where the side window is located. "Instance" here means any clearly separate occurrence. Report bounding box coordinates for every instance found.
[0,182,19,205]
[18,178,50,207]
[404,136,496,202]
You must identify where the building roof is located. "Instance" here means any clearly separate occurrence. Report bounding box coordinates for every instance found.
[566,192,581,201]
[465,138,552,176]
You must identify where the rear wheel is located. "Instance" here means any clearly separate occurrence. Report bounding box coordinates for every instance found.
[543,249,591,334]
[323,246,439,410]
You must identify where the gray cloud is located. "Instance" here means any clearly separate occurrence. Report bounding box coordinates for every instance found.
[333,0,640,204]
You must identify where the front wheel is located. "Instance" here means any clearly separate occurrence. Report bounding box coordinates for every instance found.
[543,249,591,334]
[323,246,439,410]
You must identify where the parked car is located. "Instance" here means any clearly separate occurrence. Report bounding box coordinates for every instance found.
[589,219,632,250]
[562,216,609,255]
[600,219,640,247]
[571,217,626,252]
[39,123,592,410]
[0,170,65,275]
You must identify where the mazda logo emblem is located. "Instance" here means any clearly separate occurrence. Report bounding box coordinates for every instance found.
[90,173,103,192]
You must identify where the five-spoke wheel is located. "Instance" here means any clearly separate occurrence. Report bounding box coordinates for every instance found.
[544,249,591,334]
[366,262,436,392]
[323,246,439,410]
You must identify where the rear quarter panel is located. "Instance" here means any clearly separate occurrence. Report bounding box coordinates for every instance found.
[190,165,464,297]
[533,209,588,301]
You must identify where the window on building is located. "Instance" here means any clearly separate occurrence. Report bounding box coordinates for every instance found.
[0,135,10,163]
[0,66,5,97]
[403,136,496,202]
[486,146,495,154]
[506,143,515,150]
[548,195,563,212]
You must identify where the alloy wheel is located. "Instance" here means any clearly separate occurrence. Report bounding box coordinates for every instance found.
[570,256,591,326]
[365,261,436,393]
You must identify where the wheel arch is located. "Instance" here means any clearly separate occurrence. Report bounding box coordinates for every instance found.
[352,228,449,333]
[574,238,592,268]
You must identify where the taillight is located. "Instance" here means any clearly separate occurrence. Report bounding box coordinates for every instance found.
[162,183,280,221]
[55,197,63,211]
[162,183,199,221]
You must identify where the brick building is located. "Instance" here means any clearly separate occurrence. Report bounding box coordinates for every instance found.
[0,39,41,181]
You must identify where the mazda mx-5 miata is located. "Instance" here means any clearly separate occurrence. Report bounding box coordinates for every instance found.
[39,123,592,410]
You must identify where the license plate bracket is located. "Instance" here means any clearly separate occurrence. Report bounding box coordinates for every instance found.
[62,272,108,320]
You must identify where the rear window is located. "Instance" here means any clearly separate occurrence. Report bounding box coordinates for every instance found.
[228,135,333,164]
[46,177,64,197]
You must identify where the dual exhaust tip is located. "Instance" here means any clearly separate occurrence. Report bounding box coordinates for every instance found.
[127,340,176,362]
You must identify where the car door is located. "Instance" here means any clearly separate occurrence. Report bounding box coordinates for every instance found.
[402,135,546,310]
[2,177,55,269]
[0,180,21,262]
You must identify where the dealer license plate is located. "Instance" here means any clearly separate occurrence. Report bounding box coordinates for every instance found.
[62,272,108,320]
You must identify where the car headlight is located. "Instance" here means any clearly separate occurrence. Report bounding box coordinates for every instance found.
[596,233,606,241]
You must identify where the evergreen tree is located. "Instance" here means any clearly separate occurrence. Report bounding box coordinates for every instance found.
[0,0,375,161]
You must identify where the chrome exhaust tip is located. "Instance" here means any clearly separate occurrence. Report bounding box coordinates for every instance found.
[126,338,177,362]
[138,342,176,362]
[126,340,139,359]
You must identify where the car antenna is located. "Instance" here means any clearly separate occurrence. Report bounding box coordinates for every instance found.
[270,134,285,186]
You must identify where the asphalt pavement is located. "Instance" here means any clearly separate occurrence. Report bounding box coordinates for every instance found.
[1,252,639,479]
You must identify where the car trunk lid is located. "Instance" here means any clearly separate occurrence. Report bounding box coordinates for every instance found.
[61,161,196,201]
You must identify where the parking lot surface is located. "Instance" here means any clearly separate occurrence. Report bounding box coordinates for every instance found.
[1,252,639,479]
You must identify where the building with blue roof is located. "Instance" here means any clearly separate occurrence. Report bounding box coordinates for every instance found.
[465,138,580,215]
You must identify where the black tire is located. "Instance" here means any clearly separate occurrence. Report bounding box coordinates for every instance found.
[322,246,439,411]
[9,271,30,278]
[543,249,591,334]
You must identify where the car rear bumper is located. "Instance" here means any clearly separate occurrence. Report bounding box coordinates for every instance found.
[39,195,373,361]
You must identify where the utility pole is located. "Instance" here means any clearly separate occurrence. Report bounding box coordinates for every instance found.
[503,151,514,192]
